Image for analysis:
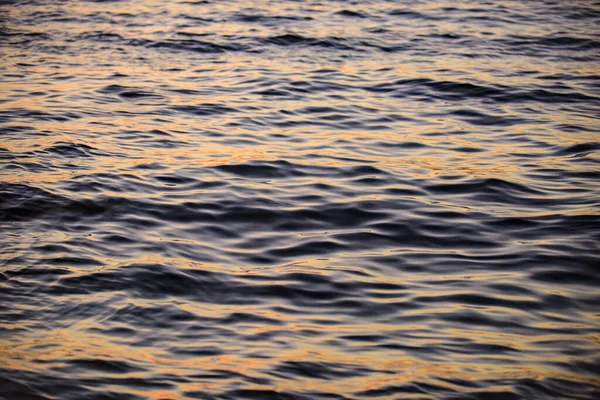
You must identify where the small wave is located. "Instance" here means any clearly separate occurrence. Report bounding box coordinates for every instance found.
[0,183,67,222]
[37,142,101,158]
[553,142,600,157]
[169,103,236,116]
[263,34,356,51]
[233,13,312,24]
[77,31,124,42]
[128,37,243,53]
[334,10,370,19]
[0,108,81,123]
[388,9,440,20]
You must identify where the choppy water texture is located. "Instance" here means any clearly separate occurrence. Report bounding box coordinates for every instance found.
[1,0,600,399]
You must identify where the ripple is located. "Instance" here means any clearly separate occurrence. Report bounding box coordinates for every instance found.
[1,0,599,398]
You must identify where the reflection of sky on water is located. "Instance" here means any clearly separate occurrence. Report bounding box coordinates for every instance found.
[1,0,599,398]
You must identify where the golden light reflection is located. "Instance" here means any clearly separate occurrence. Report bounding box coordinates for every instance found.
[2,0,600,398]
[2,289,600,398]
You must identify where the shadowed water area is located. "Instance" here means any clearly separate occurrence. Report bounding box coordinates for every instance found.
[1,0,600,398]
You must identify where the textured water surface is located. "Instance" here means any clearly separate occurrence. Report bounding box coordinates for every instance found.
[1,0,600,399]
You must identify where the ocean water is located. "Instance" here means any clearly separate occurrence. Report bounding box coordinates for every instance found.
[1,0,599,399]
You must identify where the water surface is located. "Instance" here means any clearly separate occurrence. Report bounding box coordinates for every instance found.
[1,0,600,399]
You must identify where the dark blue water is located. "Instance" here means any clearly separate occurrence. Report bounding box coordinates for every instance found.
[1,0,600,399]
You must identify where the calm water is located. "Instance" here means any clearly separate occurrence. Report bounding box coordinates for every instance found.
[1,0,600,399]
